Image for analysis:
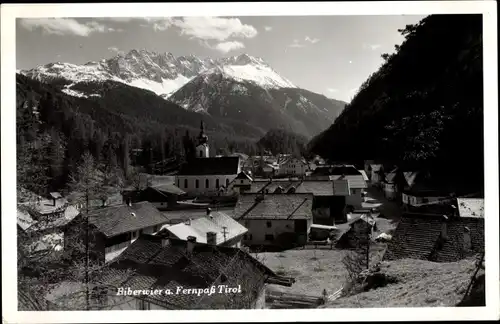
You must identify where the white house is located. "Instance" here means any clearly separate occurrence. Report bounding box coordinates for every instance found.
[229,171,253,194]
[330,173,367,210]
[159,208,247,248]
[278,157,308,176]
[233,193,313,247]
[64,201,170,263]
[176,122,240,196]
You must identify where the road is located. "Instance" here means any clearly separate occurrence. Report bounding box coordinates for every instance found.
[361,185,403,235]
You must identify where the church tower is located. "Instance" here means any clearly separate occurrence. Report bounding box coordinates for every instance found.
[196,120,210,158]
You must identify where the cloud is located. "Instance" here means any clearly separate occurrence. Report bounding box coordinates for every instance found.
[327,88,339,93]
[264,26,272,32]
[214,41,245,53]
[288,36,319,48]
[19,18,119,36]
[362,43,382,50]
[288,39,305,48]
[108,46,125,56]
[172,16,258,41]
[305,36,320,44]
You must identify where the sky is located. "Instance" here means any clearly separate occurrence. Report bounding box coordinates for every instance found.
[16,15,426,102]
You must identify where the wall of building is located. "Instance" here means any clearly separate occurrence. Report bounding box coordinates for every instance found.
[384,183,397,200]
[104,225,163,263]
[254,286,266,309]
[240,218,311,245]
[176,175,237,195]
[402,193,448,207]
[279,159,307,176]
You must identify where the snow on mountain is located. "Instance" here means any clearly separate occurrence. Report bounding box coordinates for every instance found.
[21,51,296,99]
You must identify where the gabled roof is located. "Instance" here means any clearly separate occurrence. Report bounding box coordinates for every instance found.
[234,193,313,220]
[457,198,484,218]
[177,157,240,176]
[358,170,369,181]
[348,214,376,227]
[49,192,63,199]
[86,202,170,237]
[384,213,484,263]
[151,183,185,195]
[248,180,334,196]
[164,211,247,244]
[18,205,80,232]
[329,174,367,189]
[98,235,290,309]
[234,171,253,181]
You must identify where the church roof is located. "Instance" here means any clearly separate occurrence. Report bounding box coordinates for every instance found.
[177,157,240,176]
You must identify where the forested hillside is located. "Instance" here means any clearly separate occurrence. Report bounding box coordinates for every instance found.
[308,14,483,190]
[256,129,309,156]
[16,74,259,194]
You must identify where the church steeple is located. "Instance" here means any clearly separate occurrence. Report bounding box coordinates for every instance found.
[196,120,209,158]
[198,120,208,145]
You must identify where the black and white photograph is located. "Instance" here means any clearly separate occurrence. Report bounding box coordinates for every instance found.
[1,1,498,323]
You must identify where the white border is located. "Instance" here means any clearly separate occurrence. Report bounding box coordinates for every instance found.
[2,1,498,323]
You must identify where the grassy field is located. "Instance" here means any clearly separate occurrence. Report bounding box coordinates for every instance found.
[256,243,388,297]
[322,258,477,308]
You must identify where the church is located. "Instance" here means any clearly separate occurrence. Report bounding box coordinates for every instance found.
[175,121,241,196]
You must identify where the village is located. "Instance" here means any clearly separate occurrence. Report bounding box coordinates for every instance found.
[17,121,485,310]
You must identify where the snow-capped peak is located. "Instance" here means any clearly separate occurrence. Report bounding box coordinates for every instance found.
[21,50,296,99]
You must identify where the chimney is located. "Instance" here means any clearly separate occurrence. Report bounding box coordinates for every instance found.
[186,236,196,254]
[207,231,217,245]
[463,226,472,251]
[441,215,448,240]
[161,237,170,248]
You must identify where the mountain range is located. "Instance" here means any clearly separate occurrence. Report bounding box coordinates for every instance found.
[20,50,345,139]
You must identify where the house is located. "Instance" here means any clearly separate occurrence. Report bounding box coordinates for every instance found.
[330,173,367,210]
[383,213,484,262]
[122,184,185,210]
[17,205,79,254]
[248,179,347,225]
[158,208,247,248]
[400,171,454,209]
[229,171,253,194]
[335,213,376,249]
[64,201,171,263]
[44,235,295,310]
[456,198,484,218]
[278,157,308,176]
[233,193,313,248]
[369,164,384,187]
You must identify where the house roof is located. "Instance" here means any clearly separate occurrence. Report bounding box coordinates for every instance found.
[86,202,170,237]
[358,170,369,181]
[49,192,63,199]
[249,180,334,196]
[383,213,484,263]
[348,214,376,227]
[312,165,361,176]
[161,209,221,224]
[329,175,367,189]
[234,171,253,181]
[99,235,287,309]
[151,183,185,195]
[17,208,37,231]
[18,205,80,232]
[457,198,484,218]
[234,193,313,220]
[177,157,240,176]
[164,211,247,244]
[370,164,383,172]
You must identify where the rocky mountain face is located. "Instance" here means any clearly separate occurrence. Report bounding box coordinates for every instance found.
[20,50,346,138]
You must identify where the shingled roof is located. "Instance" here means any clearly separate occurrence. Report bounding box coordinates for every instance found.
[329,174,367,189]
[177,157,240,176]
[234,193,313,220]
[383,213,484,263]
[248,180,334,196]
[86,202,170,237]
[99,235,290,309]
[163,211,247,244]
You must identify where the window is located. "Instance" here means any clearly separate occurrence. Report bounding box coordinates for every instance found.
[205,179,209,188]
[139,229,143,235]
[265,234,274,241]
[195,179,199,189]
[226,179,230,187]
[184,179,188,188]
[131,231,138,240]
[266,221,272,228]
[153,225,159,232]
[177,179,180,187]
[216,179,220,189]
[240,180,244,184]
[199,150,203,158]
